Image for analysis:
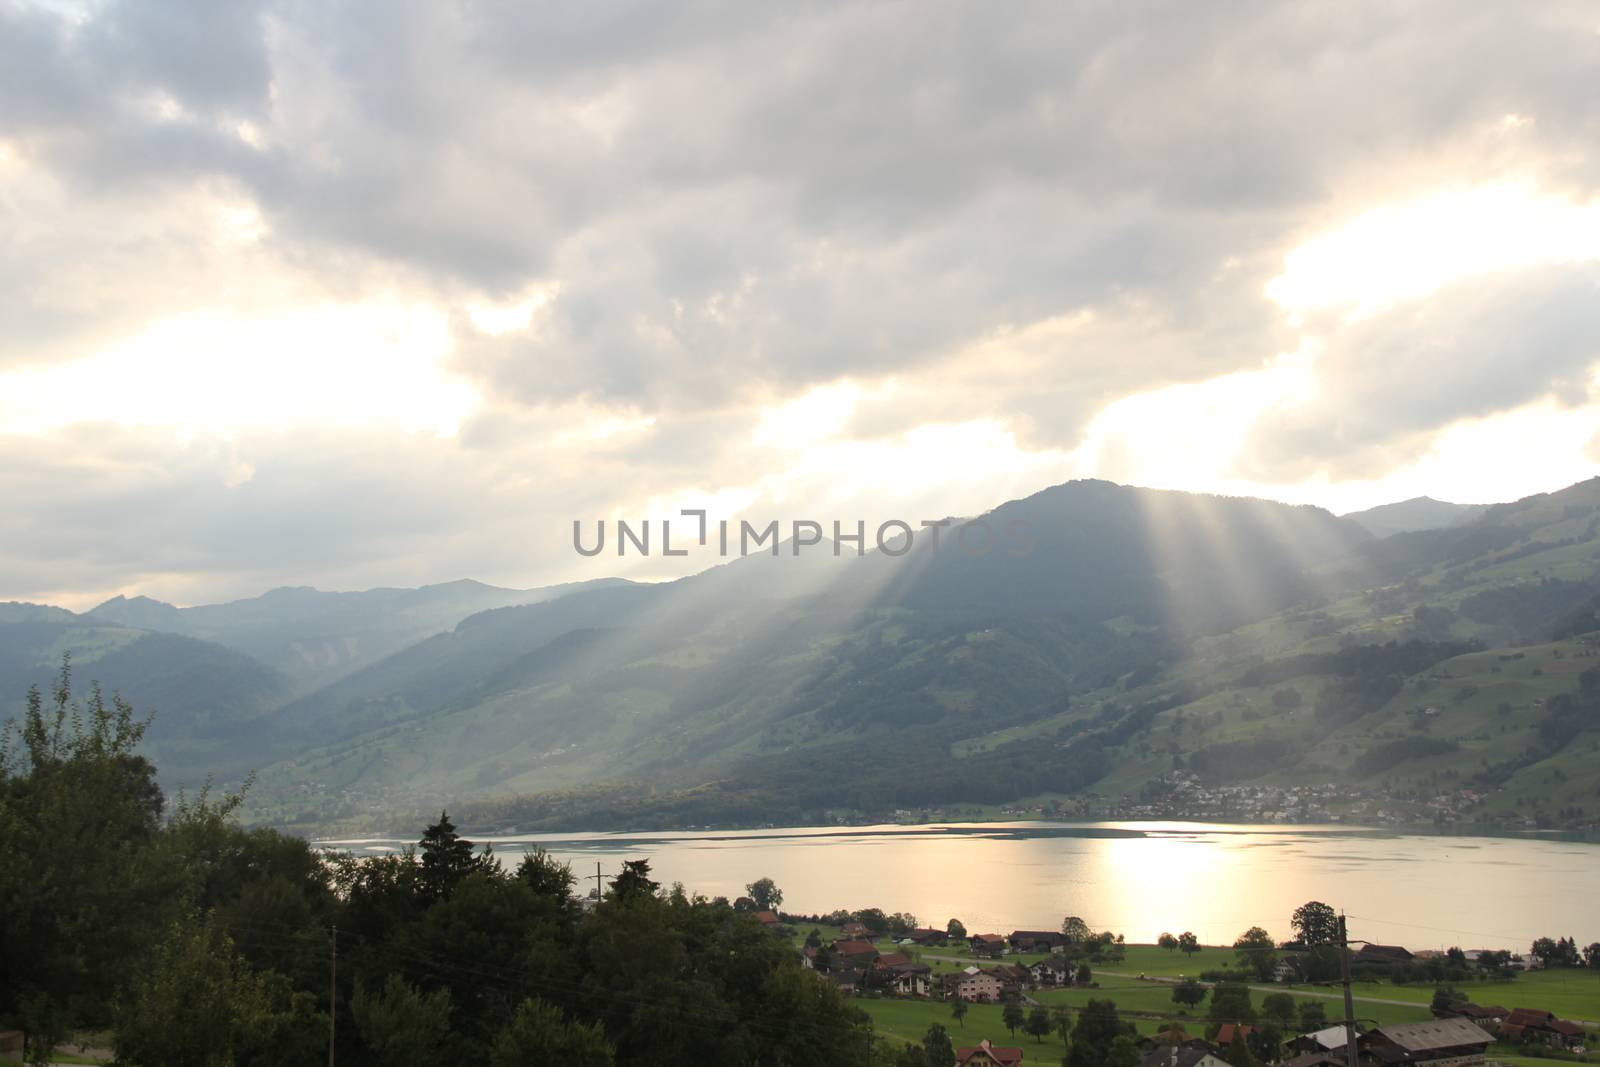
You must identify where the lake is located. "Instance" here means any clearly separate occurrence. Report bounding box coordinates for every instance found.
[322,821,1600,951]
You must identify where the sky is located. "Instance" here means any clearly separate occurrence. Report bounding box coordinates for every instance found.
[2,1,1599,610]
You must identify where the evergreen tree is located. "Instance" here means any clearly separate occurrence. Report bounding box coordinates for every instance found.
[607,858,660,902]
[417,810,488,902]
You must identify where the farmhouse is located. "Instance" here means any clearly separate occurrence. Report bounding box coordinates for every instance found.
[1140,1048,1229,1067]
[876,959,933,997]
[1029,956,1072,987]
[1361,1017,1493,1065]
[956,1039,1024,1066]
[1437,1004,1507,1028]
[831,939,878,963]
[906,927,949,945]
[1215,1024,1256,1047]
[1499,1008,1587,1049]
[969,933,1008,958]
[1353,944,1414,968]
[1008,930,1066,953]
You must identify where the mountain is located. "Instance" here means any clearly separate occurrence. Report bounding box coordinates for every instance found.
[0,601,80,625]
[88,577,631,692]
[1342,496,1487,538]
[17,476,1598,832]
[236,481,1404,829]
[0,618,292,790]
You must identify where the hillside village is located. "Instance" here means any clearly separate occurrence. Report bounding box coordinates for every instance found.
[754,908,1599,1066]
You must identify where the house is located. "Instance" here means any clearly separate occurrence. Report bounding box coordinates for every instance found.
[948,971,1005,1002]
[1008,930,1066,953]
[872,955,933,997]
[840,921,872,939]
[985,963,1032,992]
[800,946,818,969]
[753,910,782,930]
[1029,956,1072,987]
[956,1039,1024,1066]
[1293,1025,1357,1056]
[1215,1024,1256,1047]
[1362,1018,1494,1065]
[1499,1008,1587,1049]
[1354,944,1414,968]
[1278,1055,1344,1067]
[832,939,878,962]
[1439,1004,1508,1028]
[1140,1048,1228,1067]
[907,927,949,945]
[970,934,1008,958]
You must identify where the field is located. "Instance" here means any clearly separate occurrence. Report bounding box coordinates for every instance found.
[789,935,1600,1055]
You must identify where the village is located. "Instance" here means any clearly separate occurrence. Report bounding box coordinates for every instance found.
[744,909,1599,1067]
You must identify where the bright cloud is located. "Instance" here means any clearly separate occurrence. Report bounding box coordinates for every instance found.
[2,1,1599,603]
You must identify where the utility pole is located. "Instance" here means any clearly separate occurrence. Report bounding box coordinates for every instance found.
[592,861,604,902]
[328,924,338,1067]
[1338,913,1358,1067]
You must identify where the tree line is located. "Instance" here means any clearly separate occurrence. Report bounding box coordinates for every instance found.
[0,663,873,1065]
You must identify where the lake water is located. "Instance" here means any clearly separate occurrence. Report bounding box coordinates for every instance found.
[322,821,1600,951]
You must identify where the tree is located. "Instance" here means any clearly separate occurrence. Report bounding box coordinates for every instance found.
[950,998,968,1028]
[1,661,170,1041]
[1431,986,1468,1015]
[1159,932,1180,953]
[1262,992,1296,1028]
[607,858,660,902]
[114,914,266,1067]
[1061,916,1091,943]
[350,975,457,1067]
[805,927,824,949]
[921,1023,956,1067]
[513,847,577,914]
[1292,901,1339,946]
[1070,999,1132,1066]
[1003,1000,1025,1037]
[1297,1000,1328,1032]
[1026,1005,1051,1043]
[746,876,783,912]
[1172,979,1208,1010]
[1179,931,1201,957]
[1234,926,1279,982]
[1208,982,1256,1025]
[1585,942,1600,969]
[490,997,614,1067]
[1107,1035,1140,1067]
[947,918,967,942]
[417,810,491,902]
[1076,962,1093,986]
[1051,1004,1074,1044]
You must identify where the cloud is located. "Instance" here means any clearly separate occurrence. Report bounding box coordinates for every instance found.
[3,1,1600,601]
[1238,264,1600,480]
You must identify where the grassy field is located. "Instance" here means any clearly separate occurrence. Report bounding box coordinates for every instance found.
[1343,968,1600,1023]
[789,934,1599,1056]
[858,997,1072,1058]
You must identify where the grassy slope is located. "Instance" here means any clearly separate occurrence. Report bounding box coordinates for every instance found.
[800,939,1597,1056]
